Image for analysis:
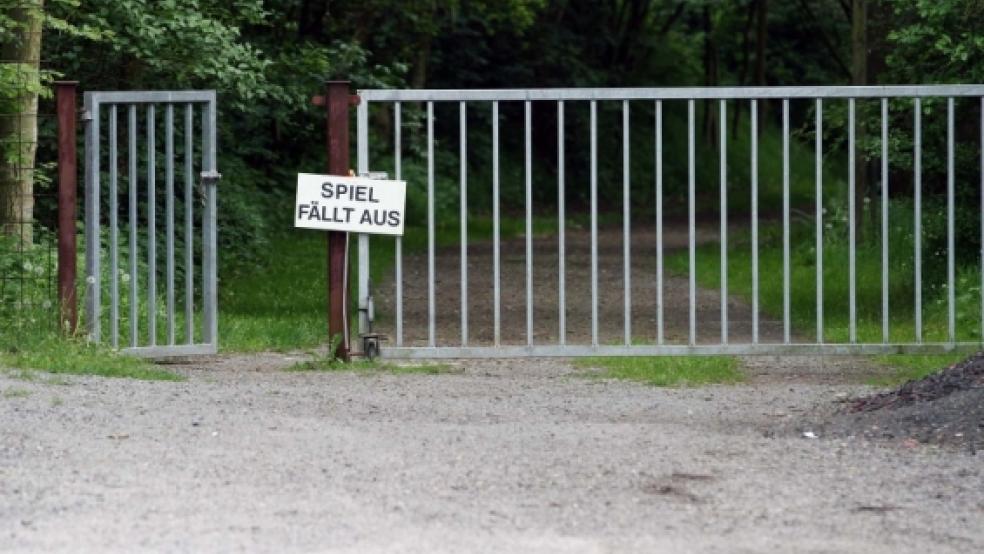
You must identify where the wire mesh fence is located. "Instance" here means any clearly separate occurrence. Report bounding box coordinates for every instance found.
[1,56,63,345]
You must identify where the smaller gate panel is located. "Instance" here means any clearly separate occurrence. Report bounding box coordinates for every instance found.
[83,90,218,357]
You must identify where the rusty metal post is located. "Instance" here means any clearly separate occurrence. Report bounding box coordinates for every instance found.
[324,81,351,360]
[55,81,78,334]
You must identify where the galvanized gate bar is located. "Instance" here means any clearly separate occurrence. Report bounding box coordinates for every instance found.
[848,98,857,343]
[184,104,194,344]
[84,90,218,357]
[460,101,468,346]
[687,99,696,346]
[426,101,435,347]
[914,98,923,343]
[557,101,566,345]
[590,101,599,347]
[782,98,790,345]
[947,98,956,344]
[750,99,759,344]
[881,98,890,343]
[165,104,175,346]
[394,101,403,347]
[654,100,664,345]
[147,105,156,346]
[492,101,501,346]
[127,105,138,347]
[622,100,631,346]
[109,106,119,348]
[815,99,824,344]
[719,99,727,345]
[525,101,533,346]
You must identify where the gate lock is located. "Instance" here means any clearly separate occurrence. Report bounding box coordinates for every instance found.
[359,278,387,360]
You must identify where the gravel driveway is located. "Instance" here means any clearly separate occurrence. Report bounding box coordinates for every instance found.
[2,354,982,553]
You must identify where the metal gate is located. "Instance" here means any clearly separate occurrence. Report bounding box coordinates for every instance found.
[84,90,219,357]
[356,85,984,358]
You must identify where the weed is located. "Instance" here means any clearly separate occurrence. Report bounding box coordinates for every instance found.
[575,356,743,387]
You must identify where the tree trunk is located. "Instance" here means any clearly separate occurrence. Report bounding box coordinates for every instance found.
[0,0,43,246]
[851,0,866,240]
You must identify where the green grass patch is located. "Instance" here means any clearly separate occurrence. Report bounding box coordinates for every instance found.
[867,352,970,387]
[287,353,459,375]
[2,387,31,398]
[574,356,743,387]
[0,337,182,381]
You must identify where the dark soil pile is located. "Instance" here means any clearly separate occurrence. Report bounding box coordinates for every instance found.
[822,354,984,453]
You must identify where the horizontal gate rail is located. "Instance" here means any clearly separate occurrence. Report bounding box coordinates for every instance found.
[360,85,984,102]
[386,343,981,359]
[355,84,984,358]
[83,89,218,357]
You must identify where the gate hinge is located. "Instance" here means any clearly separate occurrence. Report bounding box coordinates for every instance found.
[81,110,93,122]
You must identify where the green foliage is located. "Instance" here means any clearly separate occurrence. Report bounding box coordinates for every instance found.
[868,352,971,386]
[1,336,182,381]
[575,356,744,387]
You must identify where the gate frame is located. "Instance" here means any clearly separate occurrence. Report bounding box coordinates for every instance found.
[83,90,219,358]
[356,84,984,359]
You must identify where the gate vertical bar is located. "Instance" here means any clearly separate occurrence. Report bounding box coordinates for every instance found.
[782,98,790,344]
[590,101,599,347]
[56,82,78,335]
[914,98,922,343]
[848,98,857,343]
[128,105,138,346]
[557,101,566,345]
[426,101,436,347]
[622,100,631,346]
[109,106,119,348]
[816,98,823,343]
[83,94,100,342]
[460,101,468,346]
[146,104,156,346]
[719,99,727,344]
[947,98,956,344]
[655,100,664,345]
[358,97,371,345]
[525,101,533,347]
[881,98,889,343]
[492,101,501,346]
[324,82,350,359]
[394,102,403,347]
[165,104,175,345]
[751,99,759,344]
[688,100,696,346]
[980,97,983,344]
[184,104,194,344]
[202,95,218,347]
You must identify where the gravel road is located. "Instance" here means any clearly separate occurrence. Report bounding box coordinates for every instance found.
[2,354,982,553]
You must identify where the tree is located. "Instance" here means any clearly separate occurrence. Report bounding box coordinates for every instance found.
[0,0,44,245]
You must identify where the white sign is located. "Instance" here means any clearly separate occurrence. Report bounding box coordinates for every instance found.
[295,173,406,236]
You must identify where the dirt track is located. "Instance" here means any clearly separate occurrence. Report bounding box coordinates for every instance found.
[2,355,983,553]
[379,224,786,347]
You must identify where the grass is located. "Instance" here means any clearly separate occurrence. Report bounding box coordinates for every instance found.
[574,356,744,387]
[0,336,182,381]
[287,353,458,375]
[867,352,971,387]
[666,199,984,345]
